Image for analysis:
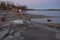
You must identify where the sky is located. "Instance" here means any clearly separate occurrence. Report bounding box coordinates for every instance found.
[0,0,60,9]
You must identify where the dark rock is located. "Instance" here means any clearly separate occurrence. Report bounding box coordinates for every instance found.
[56,27,60,29]
[47,19,51,22]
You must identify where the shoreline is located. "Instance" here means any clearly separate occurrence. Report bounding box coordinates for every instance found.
[22,12,60,19]
[0,11,60,28]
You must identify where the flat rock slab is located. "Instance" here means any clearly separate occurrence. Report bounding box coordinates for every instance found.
[55,30,60,40]
[3,36,22,40]
[21,27,56,40]
[0,28,9,40]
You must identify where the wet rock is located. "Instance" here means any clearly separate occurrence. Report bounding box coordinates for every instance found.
[0,28,9,40]
[47,19,51,22]
[21,27,56,40]
[56,27,60,29]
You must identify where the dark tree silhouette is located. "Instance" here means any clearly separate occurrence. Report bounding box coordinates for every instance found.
[0,1,27,11]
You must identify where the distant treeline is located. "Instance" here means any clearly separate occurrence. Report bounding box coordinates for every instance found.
[0,1,60,11]
[27,8,60,11]
[47,9,60,11]
[0,1,27,11]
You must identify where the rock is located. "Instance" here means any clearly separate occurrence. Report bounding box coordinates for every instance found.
[3,36,22,40]
[3,36,14,40]
[14,31,21,37]
[2,23,11,27]
[15,20,24,24]
[55,30,60,40]
[47,19,51,22]
[21,27,56,40]
[14,31,24,40]
[0,27,8,32]
[9,29,15,35]
[0,28,9,40]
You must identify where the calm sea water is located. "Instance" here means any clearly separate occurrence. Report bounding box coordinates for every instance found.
[26,11,60,23]
[27,11,60,17]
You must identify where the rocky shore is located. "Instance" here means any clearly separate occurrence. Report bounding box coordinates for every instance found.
[0,12,60,40]
[0,21,59,40]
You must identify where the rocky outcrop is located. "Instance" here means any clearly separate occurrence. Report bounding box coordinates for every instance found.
[21,27,56,40]
[0,12,59,40]
[0,23,59,40]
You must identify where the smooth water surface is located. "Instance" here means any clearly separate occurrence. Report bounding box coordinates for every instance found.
[27,11,60,17]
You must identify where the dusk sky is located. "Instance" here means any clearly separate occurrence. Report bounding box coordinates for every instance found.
[0,0,60,9]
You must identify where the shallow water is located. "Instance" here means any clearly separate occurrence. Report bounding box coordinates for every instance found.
[31,18,60,23]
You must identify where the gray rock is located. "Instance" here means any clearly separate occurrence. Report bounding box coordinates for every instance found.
[4,32,24,40]
[14,31,20,37]
[2,23,11,27]
[14,31,24,40]
[3,36,14,40]
[9,29,15,35]
[0,28,9,40]
[21,27,56,40]
[3,29,24,40]
[3,36,22,40]
[55,30,60,40]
